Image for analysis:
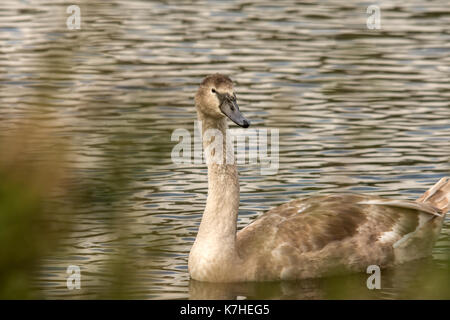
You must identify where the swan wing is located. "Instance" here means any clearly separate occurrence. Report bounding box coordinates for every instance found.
[357,198,443,217]
[236,194,444,280]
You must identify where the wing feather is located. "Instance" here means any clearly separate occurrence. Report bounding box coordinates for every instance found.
[357,199,443,217]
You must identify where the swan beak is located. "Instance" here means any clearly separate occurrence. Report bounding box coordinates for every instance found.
[220,99,250,128]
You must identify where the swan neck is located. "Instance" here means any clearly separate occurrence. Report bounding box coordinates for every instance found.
[188,109,242,281]
[197,112,239,245]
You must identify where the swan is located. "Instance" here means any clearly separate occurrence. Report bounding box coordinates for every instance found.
[188,73,450,282]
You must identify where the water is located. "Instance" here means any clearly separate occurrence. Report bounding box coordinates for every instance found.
[0,0,449,299]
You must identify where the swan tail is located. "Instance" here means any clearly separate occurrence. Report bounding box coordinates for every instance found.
[416,177,450,214]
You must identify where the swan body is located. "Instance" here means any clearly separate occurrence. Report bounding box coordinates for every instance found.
[188,74,450,282]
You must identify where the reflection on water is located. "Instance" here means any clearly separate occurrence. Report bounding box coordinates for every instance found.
[0,0,449,299]
[189,258,449,299]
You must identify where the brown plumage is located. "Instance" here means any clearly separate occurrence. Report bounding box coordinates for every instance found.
[188,74,450,282]
[236,191,447,280]
[201,74,233,88]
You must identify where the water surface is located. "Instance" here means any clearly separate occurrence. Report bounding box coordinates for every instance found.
[0,0,449,299]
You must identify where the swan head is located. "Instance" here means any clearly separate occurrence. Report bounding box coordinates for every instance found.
[195,74,250,128]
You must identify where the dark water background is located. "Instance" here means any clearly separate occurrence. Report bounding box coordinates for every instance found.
[0,0,449,299]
